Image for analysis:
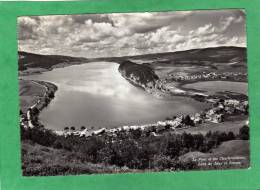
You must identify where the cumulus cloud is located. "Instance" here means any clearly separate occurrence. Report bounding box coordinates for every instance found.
[18,17,39,40]
[18,9,246,58]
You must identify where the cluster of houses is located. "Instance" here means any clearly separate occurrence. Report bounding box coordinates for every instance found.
[198,99,248,123]
[168,72,246,82]
[20,101,40,129]
[55,99,248,138]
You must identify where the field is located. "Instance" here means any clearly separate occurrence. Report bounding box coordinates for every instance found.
[22,140,136,176]
[19,80,47,113]
[130,46,247,79]
[22,139,249,176]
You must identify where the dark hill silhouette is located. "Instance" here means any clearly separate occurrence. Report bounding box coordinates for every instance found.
[18,51,88,70]
[18,46,247,70]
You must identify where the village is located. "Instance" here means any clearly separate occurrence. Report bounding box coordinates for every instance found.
[167,71,247,82]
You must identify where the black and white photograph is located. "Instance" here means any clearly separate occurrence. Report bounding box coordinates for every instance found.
[18,9,249,176]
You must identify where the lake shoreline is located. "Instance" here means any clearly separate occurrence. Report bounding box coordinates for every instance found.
[19,60,248,136]
[20,79,58,129]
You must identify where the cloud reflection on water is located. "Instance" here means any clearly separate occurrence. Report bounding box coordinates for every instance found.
[63,62,149,103]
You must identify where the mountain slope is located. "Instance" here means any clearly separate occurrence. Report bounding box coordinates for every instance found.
[18,51,88,70]
[100,46,247,65]
[18,46,247,71]
[118,60,159,89]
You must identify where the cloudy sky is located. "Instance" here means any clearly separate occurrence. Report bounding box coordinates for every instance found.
[18,9,246,58]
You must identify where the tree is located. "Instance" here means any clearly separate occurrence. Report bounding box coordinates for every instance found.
[53,140,63,149]
[183,115,195,126]
[130,128,142,139]
[219,99,224,103]
[48,91,55,98]
[193,133,204,150]
[211,131,221,146]
[200,111,206,119]
[227,131,235,140]
[70,126,76,131]
[218,132,228,142]
[96,146,114,164]
[44,97,50,105]
[64,127,69,131]
[244,103,249,115]
[165,124,171,130]
[151,154,173,170]
[166,139,181,158]
[31,107,39,115]
[206,131,212,138]
[81,126,86,131]
[239,125,249,140]
[182,132,194,149]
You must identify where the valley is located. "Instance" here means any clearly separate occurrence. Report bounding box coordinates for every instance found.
[19,46,249,175]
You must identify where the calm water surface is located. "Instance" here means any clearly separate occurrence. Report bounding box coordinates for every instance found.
[24,62,207,130]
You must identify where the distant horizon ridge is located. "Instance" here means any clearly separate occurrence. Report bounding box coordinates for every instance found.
[18,45,246,59]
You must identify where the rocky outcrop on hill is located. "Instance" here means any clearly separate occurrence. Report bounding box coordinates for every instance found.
[118,60,159,92]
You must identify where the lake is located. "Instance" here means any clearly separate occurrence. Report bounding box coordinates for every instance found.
[183,81,248,95]
[23,62,207,131]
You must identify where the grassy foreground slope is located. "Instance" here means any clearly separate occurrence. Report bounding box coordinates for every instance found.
[180,140,249,169]
[21,123,249,176]
[22,140,135,176]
